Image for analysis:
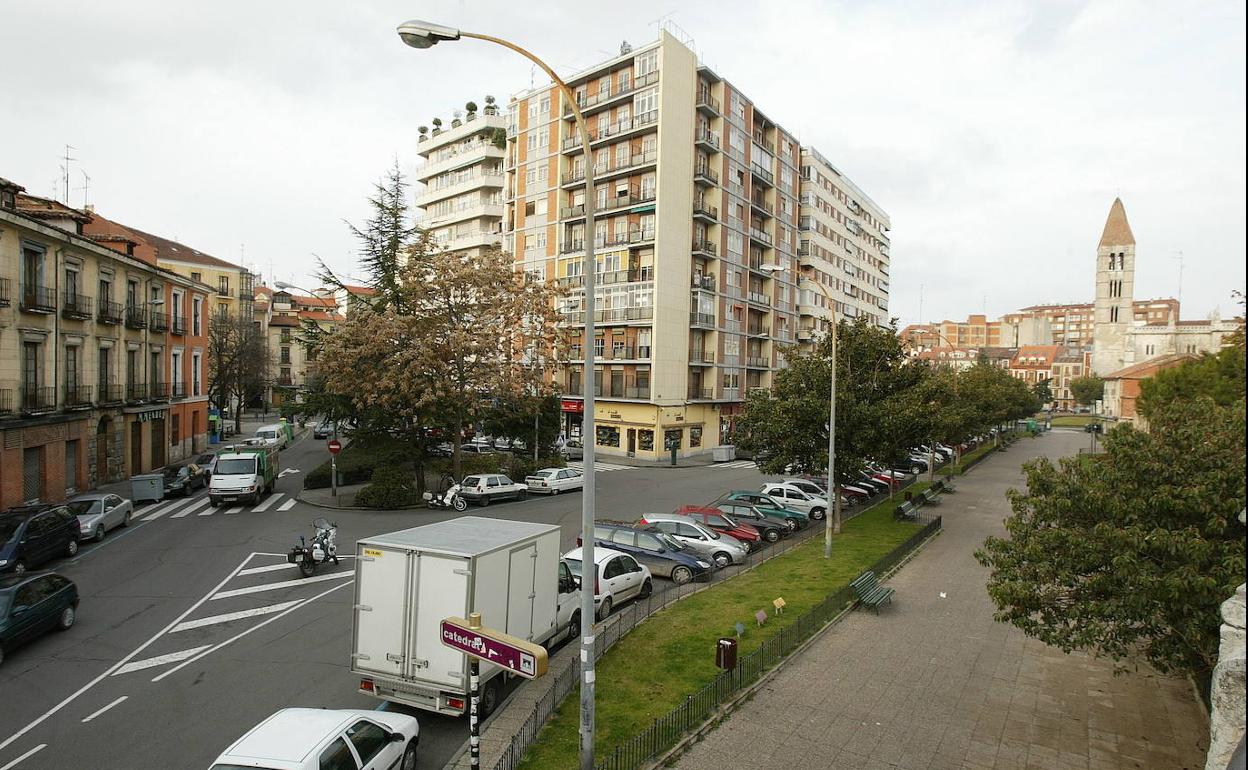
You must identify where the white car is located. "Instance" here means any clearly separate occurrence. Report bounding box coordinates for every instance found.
[562,546,653,621]
[460,473,528,506]
[526,467,584,495]
[209,707,419,770]
[759,482,828,520]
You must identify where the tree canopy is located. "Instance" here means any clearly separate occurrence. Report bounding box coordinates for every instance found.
[1137,345,1246,419]
[1069,375,1104,407]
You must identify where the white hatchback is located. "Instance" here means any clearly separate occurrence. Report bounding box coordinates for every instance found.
[759,482,828,520]
[209,707,419,770]
[562,546,653,621]
[525,467,584,495]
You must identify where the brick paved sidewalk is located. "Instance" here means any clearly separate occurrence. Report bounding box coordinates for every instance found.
[673,432,1208,770]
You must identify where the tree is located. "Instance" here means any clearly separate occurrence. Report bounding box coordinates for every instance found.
[1137,345,1246,419]
[1032,377,1053,407]
[1069,375,1104,407]
[975,396,1246,684]
[482,391,562,456]
[207,311,269,433]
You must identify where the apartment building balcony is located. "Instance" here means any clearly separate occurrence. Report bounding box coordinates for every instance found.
[216,287,234,298]
[171,315,187,336]
[126,383,148,403]
[695,128,721,153]
[750,196,774,218]
[561,306,654,326]
[747,323,769,337]
[0,278,10,307]
[748,227,773,248]
[418,201,505,230]
[61,292,93,321]
[696,90,721,116]
[20,387,56,415]
[745,356,770,369]
[124,305,148,329]
[561,189,656,221]
[438,228,504,252]
[753,135,776,155]
[689,349,715,365]
[97,383,123,405]
[63,384,94,410]
[690,311,716,328]
[19,284,56,314]
[562,110,659,152]
[150,310,170,332]
[418,140,506,179]
[150,382,170,401]
[721,387,740,401]
[95,299,123,325]
[796,327,816,341]
[751,163,775,187]
[693,201,719,223]
[688,386,715,400]
[562,69,660,120]
[747,386,771,397]
[564,381,650,400]
[693,163,720,187]
[692,274,716,292]
[171,381,188,400]
[692,239,718,258]
[560,150,657,188]
[415,171,504,208]
[747,291,772,307]
[561,228,656,254]
[276,375,296,387]
[594,344,651,362]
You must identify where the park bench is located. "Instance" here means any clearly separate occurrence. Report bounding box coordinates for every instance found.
[850,570,895,614]
[919,487,943,506]
[940,477,957,493]
[894,501,919,521]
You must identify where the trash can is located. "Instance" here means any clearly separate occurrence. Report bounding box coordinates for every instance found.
[712,445,736,463]
[130,473,165,504]
[716,638,738,670]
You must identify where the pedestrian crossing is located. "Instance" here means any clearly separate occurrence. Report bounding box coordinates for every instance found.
[710,460,760,470]
[566,460,636,473]
[135,491,299,522]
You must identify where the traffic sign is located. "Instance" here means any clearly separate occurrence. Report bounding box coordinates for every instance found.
[440,616,548,679]
[327,438,342,455]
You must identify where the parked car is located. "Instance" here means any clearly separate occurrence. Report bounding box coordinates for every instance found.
[701,501,787,542]
[162,462,208,498]
[193,452,219,478]
[0,506,81,575]
[0,571,79,666]
[459,443,497,456]
[559,439,584,460]
[526,467,584,495]
[66,493,133,542]
[674,506,763,551]
[209,707,420,770]
[254,423,289,450]
[759,483,828,521]
[716,491,810,531]
[460,474,527,506]
[562,546,652,621]
[429,442,454,458]
[312,421,336,440]
[634,514,749,568]
[584,522,712,585]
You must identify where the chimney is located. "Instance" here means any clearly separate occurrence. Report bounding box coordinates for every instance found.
[84,203,95,214]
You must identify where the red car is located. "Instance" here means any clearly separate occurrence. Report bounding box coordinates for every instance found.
[675,505,762,551]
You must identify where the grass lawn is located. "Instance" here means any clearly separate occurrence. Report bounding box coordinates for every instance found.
[1048,415,1101,427]
[517,486,929,769]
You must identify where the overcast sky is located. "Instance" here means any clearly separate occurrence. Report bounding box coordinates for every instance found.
[2,1,1243,325]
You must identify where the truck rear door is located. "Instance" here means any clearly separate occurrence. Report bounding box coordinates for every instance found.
[352,544,411,678]
[409,553,469,689]
[507,542,538,641]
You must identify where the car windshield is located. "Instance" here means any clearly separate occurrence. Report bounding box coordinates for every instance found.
[0,518,23,543]
[258,430,276,439]
[66,500,100,515]
[463,476,482,486]
[214,458,256,475]
[564,558,583,577]
[162,466,184,479]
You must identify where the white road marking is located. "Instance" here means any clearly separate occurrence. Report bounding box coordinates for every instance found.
[211,571,351,601]
[278,468,302,477]
[169,600,301,633]
[277,498,297,511]
[0,744,46,770]
[251,493,283,512]
[152,579,354,683]
[567,461,633,472]
[172,498,211,519]
[0,553,257,754]
[711,460,759,470]
[111,645,213,676]
[80,696,127,723]
[237,562,297,576]
[224,506,244,515]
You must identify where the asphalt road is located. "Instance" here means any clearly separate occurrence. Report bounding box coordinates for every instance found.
[0,436,774,770]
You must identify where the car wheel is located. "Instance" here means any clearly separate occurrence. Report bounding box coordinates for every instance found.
[596,596,613,622]
[765,529,780,542]
[670,566,693,585]
[518,490,528,501]
[568,610,581,638]
[638,579,652,599]
[122,511,132,527]
[479,678,502,718]
[479,495,491,507]
[713,552,731,568]
[550,487,558,496]
[401,740,418,770]
[11,561,26,576]
[57,605,76,630]
[94,526,106,543]
[66,539,79,557]
[810,507,826,521]
[784,519,798,532]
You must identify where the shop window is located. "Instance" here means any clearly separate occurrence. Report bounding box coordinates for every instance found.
[690,426,703,448]
[664,428,682,450]
[638,430,654,451]
[596,425,620,447]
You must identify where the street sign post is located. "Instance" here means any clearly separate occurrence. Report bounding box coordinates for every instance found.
[441,614,548,768]
[327,438,342,454]
[327,439,341,497]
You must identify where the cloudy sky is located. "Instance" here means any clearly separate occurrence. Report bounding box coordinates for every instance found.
[2,1,1243,325]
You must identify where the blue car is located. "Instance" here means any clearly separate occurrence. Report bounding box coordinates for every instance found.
[588,522,713,585]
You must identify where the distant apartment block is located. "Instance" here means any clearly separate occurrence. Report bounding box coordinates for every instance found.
[415,102,506,255]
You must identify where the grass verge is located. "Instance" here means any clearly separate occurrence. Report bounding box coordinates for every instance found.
[516,487,929,769]
[1048,415,1101,427]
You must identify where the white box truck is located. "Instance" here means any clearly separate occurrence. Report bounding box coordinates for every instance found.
[351,517,580,717]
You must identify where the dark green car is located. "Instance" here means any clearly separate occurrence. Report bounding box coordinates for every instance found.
[716,491,810,532]
[0,572,78,667]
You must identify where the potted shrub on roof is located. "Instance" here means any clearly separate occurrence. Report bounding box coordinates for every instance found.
[431,117,443,135]
[465,101,478,121]
[418,125,429,142]
[483,95,497,116]
[451,109,462,128]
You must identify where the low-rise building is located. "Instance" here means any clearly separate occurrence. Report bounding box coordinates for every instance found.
[1008,345,1062,390]
[254,286,343,408]
[1101,353,1197,429]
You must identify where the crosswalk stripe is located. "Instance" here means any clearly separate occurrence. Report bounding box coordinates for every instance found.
[111,645,212,676]
[224,506,245,515]
[251,493,283,512]
[172,497,211,518]
[567,461,633,472]
[139,498,187,521]
[211,571,351,601]
[238,562,297,577]
[169,600,302,633]
[277,498,297,511]
[711,460,758,470]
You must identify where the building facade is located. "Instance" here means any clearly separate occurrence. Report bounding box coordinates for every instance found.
[796,147,890,343]
[1,178,209,508]
[1101,353,1196,428]
[255,287,343,408]
[505,32,804,459]
[415,103,506,256]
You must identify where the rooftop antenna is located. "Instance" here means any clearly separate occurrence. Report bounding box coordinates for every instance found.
[918,283,924,324]
[59,144,77,204]
[1171,251,1184,311]
[74,170,91,209]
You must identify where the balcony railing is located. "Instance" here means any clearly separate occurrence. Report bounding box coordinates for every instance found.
[0,388,12,415]
[692,239,718,256]
[126,383,148,402]
[750,197,774,216]
[748,291,772,306]
[696,91,721,114]
[0,278,10,307]
[276,376,296,386]
[689,349,715,365]
[61,292,93,320]
[745,356,770,368]
[693,164,720,185]
[150,382,170,400]
[749,227,773,248]
[64,384,94,409]
[150,310,170,332]
[747,324,769,337]
[21,386,56,413]
[561,150,658,187]
[172,382,187,401]
[688,386,714,400]
[693,202,719,222]
[561,306,654,324]
[563,69,660,118]
[690,312,716,327]
[561,110,659,150]
[125,304,148,329]
[695,128,721,151]
[98,383,123,404]
[692,275,716,291]
[217,287,234,298]
[20,284,56,313]
[97,300,123,324]
[561,228,656,253]
[751,162,775,186]
[171,315,188,335]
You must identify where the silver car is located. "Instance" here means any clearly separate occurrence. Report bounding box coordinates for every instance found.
[634,513,749,568]
[67,493,134,542]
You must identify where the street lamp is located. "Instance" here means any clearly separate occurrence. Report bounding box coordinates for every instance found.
[396,20,602,770]
[760,263,839,555]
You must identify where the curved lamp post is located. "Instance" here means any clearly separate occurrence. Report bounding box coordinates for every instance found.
[396,20,601,770]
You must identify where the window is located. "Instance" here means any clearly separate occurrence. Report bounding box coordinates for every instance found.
[603,557,624,579]
[218,276,229,295]
[635,49,658,77]
[21,340,41,393]
[596,425,620,447]
[318,737,356,770]
[664,428,682,450]
[1110,306,1119,323]
[21,242,45,289]
[64,345,79,388]
[192,353,202,396]
[638,429,654,451]
[690,425,703,448]
[171,414,180,446]
[190,272,202,283]
[346,720,390,766]
[280,347,291,364]
[633,87,658,117]
[192,297,202,335]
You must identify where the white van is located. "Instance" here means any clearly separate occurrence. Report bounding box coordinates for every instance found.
[254,423,288,450]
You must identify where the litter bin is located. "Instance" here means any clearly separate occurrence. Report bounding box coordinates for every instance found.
[712,445,736,463]
[130,473,165,504]
[716,637,738,670]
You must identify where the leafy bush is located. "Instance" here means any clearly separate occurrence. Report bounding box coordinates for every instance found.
[305,435,410,489]
[353,465,421,509]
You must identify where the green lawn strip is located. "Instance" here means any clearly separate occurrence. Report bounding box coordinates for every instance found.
[1048,415,1101,427]
[517,488,929,770]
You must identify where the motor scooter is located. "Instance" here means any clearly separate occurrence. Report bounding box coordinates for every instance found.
[288,517,339,577]
[423,475,468,512]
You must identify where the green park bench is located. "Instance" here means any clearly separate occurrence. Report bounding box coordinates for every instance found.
[894,501,919,521]
[850,570,895,614]
[919,487,943,506]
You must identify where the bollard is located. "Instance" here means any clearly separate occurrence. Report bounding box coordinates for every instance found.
[670,446,677,466]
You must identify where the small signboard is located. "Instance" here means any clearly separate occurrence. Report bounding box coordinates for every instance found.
[440,617,548,680]
[327,438,342,455]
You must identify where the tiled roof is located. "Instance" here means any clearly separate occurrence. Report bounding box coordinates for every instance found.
[123,224,246,271]
[343,284,379,296]
[1103,352,1196,380]
[1099,197,1135,247]
[267,315,301,328]
[15,193,91,224]
[299,310,344,322]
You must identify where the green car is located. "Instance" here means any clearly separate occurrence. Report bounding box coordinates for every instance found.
[716,491,810,532]
[0,571,78,666]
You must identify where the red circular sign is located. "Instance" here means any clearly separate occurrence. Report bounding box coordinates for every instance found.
[327,439,342,455]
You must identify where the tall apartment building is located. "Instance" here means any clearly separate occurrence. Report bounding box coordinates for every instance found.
[796,147,890,342]
[505,32,802,459]
[1002,298,1178,349]
[1,178,210,508]
[415,103,506,255]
